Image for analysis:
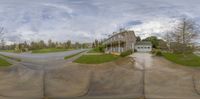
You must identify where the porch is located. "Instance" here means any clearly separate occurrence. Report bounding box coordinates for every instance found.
[105,41,126,55]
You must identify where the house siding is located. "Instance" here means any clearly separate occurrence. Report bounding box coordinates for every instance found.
[104,30,136,54]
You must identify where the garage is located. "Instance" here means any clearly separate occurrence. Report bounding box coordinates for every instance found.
[135,41,152,52]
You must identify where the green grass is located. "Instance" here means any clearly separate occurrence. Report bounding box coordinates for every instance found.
[74,54,120,64]
[162,52,200,67]
[32,48,73,53]
[88,48,102,53]
[0,57,11,67]
[64,51,84,59]
[0,54,21,62]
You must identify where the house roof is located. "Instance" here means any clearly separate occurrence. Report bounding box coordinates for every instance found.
[136,41,152,46]
[105,30,136,41]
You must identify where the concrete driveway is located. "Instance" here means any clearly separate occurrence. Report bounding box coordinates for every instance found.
[0,49,86,99]
[133,53,200,99]
[0,52,199,99]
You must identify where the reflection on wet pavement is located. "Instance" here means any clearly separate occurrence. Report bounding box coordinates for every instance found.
[0,52,199,99]
[133,53,200,99]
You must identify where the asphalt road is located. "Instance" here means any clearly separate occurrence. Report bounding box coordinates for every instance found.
[0,49,86,63]
[0,49,87,99]
[0,52,199,99]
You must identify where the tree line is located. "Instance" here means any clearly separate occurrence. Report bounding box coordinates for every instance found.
[139,18,199,54]
[1,39,91,52]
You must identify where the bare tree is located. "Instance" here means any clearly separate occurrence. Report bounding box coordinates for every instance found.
[66,40,71,48]
[168,18,199,53]
[174,18,199,45]
[0,26,5,38]
[0,26,6,49]
[163,32,173,51]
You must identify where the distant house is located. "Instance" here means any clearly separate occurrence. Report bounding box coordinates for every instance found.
[135,41,152,52]
[103,30,137,55]
[83,43,93,48]
[195,43,200,51]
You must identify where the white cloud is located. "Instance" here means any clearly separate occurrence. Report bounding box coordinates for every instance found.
[0,0,199,44]
[43,3,73,14]
[129,17,179,38]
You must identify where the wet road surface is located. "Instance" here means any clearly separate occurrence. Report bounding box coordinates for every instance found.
[0,49,86,63]
[0,52,199,99]
[133,53,200,99]
[0,49,87,99]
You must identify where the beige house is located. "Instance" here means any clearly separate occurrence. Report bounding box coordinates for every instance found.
[103,30,136,55]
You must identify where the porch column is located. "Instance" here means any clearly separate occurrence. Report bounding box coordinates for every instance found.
[118,41,120,53]
[107,44,109,52]
[111,42,112,52]
[105,44,107,51]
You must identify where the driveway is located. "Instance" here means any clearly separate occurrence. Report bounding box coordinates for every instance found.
[0,52,199,99]
[0,49,87,99]
[133,53,200,99]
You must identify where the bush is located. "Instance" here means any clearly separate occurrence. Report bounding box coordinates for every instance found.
[151,49,162,56]
[151,49,156,54]
[120,50,133,57]
[99,45,105,52]
[134,49,137,52]
[89,46,105,53]
[155,50,162,56]
[171,43,194,54]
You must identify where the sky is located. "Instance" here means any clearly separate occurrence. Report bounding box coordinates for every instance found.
[0,0,200,44]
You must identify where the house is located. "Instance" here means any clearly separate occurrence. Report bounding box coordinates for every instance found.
[135,41,152,52]
[195,43,200,51]
[103,30,136,55]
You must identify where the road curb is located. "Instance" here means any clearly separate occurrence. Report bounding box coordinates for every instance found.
[193,73,200,95]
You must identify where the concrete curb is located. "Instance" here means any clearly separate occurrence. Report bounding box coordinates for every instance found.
[193,73,200,95]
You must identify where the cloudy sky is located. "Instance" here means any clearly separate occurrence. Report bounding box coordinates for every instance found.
[0,0,200,44]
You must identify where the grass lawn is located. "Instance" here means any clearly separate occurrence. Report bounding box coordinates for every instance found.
[64,51,84,59]
[74,54,120,64]
[88,48,103,53]
[32,48,73,53]
[162,52,200,67]
[0,57,11,67]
